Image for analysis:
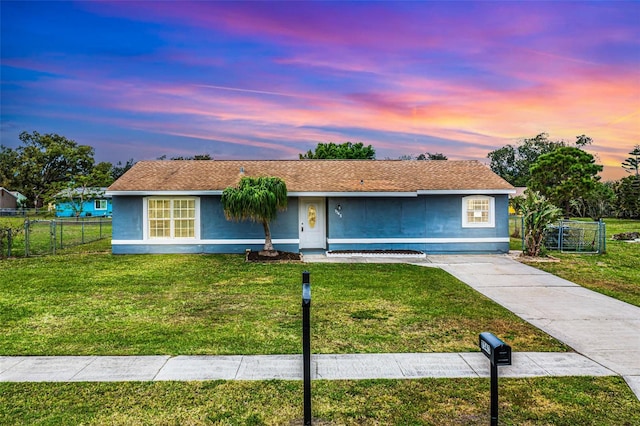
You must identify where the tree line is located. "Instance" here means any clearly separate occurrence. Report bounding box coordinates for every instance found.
[1,131,638,218]
[0,132,217,208]
[486,133,639,220]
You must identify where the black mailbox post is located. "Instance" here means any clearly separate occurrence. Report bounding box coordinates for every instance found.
[302,271,311,426]
[479,332,512,426]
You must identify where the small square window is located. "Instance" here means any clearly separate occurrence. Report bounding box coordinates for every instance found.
[95,199,108,210]
[462,196,495,228]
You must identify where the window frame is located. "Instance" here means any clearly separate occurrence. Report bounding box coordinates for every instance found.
[94,199,108,210]
[461,195,495,228]
[143,196,200,240]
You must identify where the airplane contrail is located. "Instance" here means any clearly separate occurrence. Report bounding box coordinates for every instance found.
[194,84,326,100]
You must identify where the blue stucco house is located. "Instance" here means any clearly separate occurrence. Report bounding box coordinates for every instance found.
[106,160,515,254]
[55,187,113,218]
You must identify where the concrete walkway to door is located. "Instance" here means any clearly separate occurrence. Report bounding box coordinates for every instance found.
[304,253,640,399]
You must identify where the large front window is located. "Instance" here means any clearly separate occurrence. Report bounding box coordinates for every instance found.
[462,195,495,228]
[147,198,196,239]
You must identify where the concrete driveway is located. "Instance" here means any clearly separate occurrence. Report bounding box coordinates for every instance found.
[420,254,640,398]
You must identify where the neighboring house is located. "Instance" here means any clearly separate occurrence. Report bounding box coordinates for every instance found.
[107,160,515,254]
[8,191,27,208]
[54,187,112,217]
[0,187,18,209]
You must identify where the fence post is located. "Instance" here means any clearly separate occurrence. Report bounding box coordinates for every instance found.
[558,219,564,252]
[51,221,56,255]
[24,219,30,257]
[59,221,63,250]
[7,229,11,257]
[600,220,606,254]
[82,221,85,244]
[520,215,525,252]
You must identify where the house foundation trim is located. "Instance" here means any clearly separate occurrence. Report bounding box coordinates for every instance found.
[111,238,300,245]
[327,237,510,244]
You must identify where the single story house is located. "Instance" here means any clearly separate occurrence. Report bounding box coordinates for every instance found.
[107,160,515,255]
[0,187,18,209]
[54,187,112,218]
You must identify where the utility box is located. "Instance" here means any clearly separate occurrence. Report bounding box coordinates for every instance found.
[479,332,512,366]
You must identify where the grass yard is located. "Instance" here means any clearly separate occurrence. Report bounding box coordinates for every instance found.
[521,219,640,307]
[2,230,639,424]
[1,377,639,425]
[0,253,567,355]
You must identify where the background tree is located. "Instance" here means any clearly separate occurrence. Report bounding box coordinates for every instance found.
[487,133,566,186]
[221,176,288,256]
[12,131,96,207]
[612,176,640,219]
[111,158,135,181]
[528,146,603,216]
[569,181,615,221]
[170,154,213,160]
[521,190,562,257]
[575,134,593,148]
[416,152,448,160]
[299,142,375,159]
[0,145,18,188]
[622,145,640,176]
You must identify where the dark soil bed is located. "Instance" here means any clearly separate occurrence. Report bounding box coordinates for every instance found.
[246,251,302,262]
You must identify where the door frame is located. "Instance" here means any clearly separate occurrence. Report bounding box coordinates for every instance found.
[298,197,326,249]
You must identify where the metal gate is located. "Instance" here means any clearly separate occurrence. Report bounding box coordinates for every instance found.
[544,219,606,254]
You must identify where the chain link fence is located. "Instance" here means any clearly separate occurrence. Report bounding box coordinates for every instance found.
[509,215,606,254]
[1,218,111,257]
[544,219,606,254]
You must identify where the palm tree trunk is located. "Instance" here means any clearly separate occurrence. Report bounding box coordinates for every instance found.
[260,220,278,256]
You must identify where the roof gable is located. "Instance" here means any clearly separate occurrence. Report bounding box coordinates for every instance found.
[107,160,514,194]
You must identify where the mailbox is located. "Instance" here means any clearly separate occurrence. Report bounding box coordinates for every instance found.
[479,332,511,366]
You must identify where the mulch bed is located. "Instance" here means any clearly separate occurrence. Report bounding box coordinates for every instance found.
[246,251,302,262]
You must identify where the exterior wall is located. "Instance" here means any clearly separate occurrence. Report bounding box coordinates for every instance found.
[55,199,113,217]
[327,195,510,253]
[112,195,298,254]
[0,189,18,209]
[112,197,144,240]
[112,193,510,255]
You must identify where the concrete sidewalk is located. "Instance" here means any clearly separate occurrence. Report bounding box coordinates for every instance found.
[0,352,615,382]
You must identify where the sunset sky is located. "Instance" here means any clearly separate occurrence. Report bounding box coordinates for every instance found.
[1,1,638,180]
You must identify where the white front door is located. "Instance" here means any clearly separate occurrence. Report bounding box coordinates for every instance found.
[299,198,326,249]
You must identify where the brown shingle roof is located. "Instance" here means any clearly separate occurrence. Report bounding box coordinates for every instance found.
[107,160,514,193]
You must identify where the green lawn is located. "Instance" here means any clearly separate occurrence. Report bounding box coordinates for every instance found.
[521,219,640,307]
[2,223,639,424]
[0,253,567,356]
[2,377,638,425]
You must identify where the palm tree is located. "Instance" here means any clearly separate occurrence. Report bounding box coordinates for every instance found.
[221,176,288,256]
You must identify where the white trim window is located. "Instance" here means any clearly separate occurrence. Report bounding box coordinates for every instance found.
[94,199,108,210]
[144,197,199,239]
[462,195,495,228]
